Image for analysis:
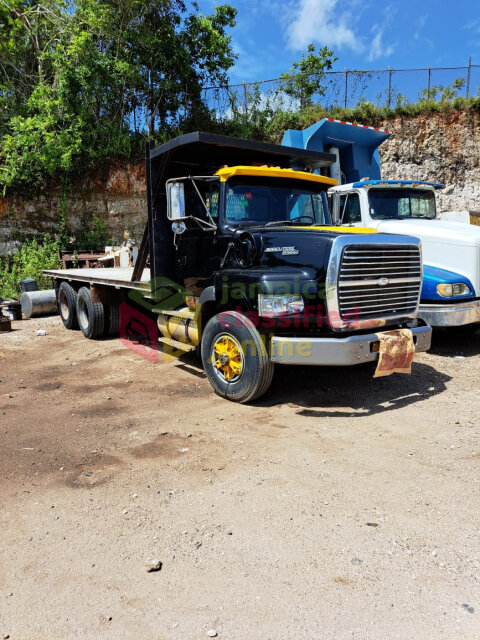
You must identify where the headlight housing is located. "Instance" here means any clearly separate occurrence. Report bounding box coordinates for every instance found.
[437,283,471,297]
[258,294,304,316]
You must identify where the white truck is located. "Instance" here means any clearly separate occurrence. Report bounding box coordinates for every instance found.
[283,119,480,329]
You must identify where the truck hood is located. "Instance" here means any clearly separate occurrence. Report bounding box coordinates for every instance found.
[376,219,480,247]
[230,224,421,281]
[221,225,423,331]
[229,226,380,281]
[376,219,480,294]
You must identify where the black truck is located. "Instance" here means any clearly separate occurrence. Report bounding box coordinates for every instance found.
[45,132,432,402]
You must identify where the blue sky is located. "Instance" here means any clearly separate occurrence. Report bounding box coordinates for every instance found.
[196,0,480,85]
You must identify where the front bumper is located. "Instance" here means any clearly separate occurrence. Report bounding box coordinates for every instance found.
[270,325,432,366]
[418,300,480,327]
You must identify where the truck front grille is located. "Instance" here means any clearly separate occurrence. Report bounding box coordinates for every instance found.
[338,245,422,320]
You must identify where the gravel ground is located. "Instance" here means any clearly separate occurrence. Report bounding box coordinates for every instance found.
[0,315,479,640]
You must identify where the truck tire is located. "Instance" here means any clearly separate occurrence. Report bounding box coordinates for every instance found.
[76,287,105,339]
[104,303,120,337]
[58,281,78,330]
[201,311,274,403]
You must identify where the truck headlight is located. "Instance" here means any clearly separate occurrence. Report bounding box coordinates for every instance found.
[258,294,304,316]
[437,283,471,297]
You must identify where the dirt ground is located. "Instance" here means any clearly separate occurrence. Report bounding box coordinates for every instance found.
[0,315,479,640]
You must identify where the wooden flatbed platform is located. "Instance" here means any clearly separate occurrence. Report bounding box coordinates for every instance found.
[44,268,151,292]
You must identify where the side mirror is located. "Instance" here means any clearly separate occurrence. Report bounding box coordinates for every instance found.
[167,182,185,220]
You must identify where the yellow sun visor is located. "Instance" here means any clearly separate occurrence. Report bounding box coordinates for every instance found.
[215,165,338,186]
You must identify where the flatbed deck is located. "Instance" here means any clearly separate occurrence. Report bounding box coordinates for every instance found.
[44,268,151,292]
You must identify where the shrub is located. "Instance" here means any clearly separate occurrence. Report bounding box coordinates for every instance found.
[0,236,61,300]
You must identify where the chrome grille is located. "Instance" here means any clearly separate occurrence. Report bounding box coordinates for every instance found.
[338,245,422,320]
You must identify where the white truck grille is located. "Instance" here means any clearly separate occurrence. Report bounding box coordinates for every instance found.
[338,245,422,320]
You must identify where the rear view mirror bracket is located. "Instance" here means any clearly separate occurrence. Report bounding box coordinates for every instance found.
[166,176,218,231]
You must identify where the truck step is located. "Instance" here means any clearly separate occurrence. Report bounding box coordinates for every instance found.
[152,307,196,319]
[158,336,197,352]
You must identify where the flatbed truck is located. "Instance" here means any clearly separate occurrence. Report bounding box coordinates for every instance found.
[45,132,431,402]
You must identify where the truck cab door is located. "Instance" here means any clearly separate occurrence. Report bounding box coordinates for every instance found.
[172,182,220,295]
[339,192,362,226]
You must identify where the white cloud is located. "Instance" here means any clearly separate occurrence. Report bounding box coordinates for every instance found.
[463,18,480,34]
[285,0,363,52]
[367,24,395,61]
[462,18,480,47]
[414,14,427,39]
[412,14,434,50]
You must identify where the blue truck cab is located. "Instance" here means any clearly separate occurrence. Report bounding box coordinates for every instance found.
[283,119,480,328]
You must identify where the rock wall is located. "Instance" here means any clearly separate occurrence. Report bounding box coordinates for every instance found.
[0,161,147,254]
[0,109,479,254]
[380,110,480,213]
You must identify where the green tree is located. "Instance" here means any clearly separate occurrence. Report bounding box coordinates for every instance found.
[280,44,337,110]
[0,0,237,191]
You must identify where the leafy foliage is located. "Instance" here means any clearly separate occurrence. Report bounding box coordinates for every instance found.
[0,235,60,299]
[73,215,110,251]
[0,0,237,191]
[279,44,337,110]
[418,78,466,104]
[1,3,477,197]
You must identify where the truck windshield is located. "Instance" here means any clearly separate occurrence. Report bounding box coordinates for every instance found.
[225,177,329,226]
[368,188,436,220]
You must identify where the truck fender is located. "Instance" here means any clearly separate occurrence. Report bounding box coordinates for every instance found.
[198,286,216,306]
[198,284,254,318]
[422,264,475,301]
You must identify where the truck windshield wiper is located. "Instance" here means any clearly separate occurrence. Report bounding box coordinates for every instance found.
[264,220,295,227]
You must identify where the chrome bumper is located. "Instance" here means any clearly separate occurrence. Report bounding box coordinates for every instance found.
[270,325,432,366]
[418,300,480,327]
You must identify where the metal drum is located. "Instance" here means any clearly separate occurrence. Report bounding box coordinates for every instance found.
[20,290,57,318]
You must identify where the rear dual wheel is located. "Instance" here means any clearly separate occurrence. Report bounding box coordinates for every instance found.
[104,303,120,337]
[58,283,120,339]
[76,287,105,339]
[201,311,274,404]
[58,281,78,330]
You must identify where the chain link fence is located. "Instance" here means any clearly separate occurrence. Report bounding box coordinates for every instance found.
[202,63,480,118]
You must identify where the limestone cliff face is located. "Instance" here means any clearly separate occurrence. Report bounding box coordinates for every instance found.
[0,161,147,254]
[0,109,479,254]
[379,110,480,213]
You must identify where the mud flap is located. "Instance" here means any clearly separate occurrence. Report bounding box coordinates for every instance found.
[373,329,416,378]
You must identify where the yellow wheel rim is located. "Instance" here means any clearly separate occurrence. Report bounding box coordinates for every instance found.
[212,334,244,382]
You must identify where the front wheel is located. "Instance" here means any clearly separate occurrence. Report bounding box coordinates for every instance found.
[201,311,274,403]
